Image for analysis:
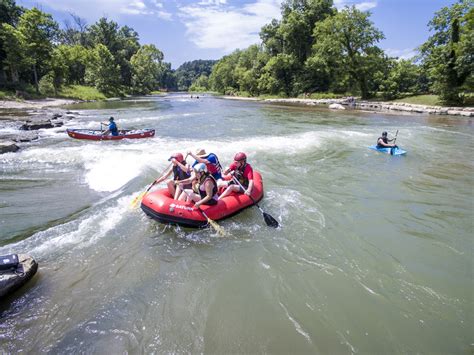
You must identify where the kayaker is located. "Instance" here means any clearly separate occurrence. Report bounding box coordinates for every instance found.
[154,153,191,199]
[218,152,254,200]
[376,131,397,148]
[178,163,218,208]
[188,148,222,180]
[102,117,119,136]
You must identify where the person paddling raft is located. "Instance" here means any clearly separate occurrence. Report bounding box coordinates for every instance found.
[218,152,254,200]
[178,163,218,208]
[188,148,222,180]
[154,153,191,199]
[101,117,119,136]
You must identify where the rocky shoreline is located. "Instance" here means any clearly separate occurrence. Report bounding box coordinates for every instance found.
[222,96,474,117]
[0,98,79,154]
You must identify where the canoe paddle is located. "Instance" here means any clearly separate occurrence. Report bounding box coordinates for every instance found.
[130,162,172,209]
[231,176,280,228]
[182,189,227,236]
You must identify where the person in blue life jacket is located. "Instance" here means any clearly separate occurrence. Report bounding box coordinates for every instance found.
[376,131,397,149]
[188,148,222,180]
[177,163,218,208]
[102,117,119,136]
[154,153,191,199]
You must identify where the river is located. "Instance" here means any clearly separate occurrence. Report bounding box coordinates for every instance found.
[0,93,472,353]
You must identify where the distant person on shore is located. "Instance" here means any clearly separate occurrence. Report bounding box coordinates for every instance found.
[102,117,118,136]
[218,152,254,200]
[376,131,397,148]
[155,153,191,199]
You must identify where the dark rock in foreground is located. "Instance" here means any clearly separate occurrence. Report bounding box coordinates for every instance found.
[0,140,20,154]
[0,254,38,299]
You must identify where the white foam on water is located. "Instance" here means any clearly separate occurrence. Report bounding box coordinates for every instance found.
[2,129,367,193]
[0,195,132,258]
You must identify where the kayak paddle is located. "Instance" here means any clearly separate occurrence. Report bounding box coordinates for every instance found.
[231,176,280,228]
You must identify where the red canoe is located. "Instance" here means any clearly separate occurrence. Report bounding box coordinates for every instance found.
[67,128,155,140]
[141,172,264,227]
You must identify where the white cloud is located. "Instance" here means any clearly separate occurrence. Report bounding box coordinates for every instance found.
[334,0,377,11]
[178,0,281,52]
[38,0,171,21]
[385,48,418,59]
[198,0,227,5]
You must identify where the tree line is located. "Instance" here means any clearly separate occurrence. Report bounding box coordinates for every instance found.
[0,0,213,96]
[1,0,472,104]
[207,0,472,104]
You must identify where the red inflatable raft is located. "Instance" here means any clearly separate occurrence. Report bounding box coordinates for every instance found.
[67,128,155,140]
[141,172,264,227]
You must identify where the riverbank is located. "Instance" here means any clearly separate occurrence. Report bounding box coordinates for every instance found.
[0,98,78,110]
[221,96,474,117]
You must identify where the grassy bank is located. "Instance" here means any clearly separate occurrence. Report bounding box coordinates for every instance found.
[58,85,106,101]
[392,95,442,106]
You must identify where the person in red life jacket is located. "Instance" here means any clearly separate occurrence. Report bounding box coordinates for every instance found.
[154,153,191,199]
[177,163,218,208]
[376,131,397,148]
[218,152,254,200]
[187,148,222,180]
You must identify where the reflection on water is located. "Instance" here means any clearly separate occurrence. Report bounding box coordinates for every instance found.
[0,94,472,353]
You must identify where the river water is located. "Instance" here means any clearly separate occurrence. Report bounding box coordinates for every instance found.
[0,94,472,353]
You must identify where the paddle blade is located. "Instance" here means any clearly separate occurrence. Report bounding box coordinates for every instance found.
[263,212,280,228]
[207,218,228,237]
[130,190,147,208]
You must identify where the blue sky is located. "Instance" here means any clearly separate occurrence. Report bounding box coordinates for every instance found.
[16,0,457,69]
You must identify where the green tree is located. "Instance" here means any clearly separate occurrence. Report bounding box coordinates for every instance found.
[310,6,385,98]
[0,0,24,86]
[17,8,59,93]
[54,44,89,85]
[0,23,30,84]
[258,53,298,96]
[85,44,121,95]
[209,53,240,94]
[175,59,216,90]
[419,0,473,103]
[89,18,140,87]
[130,44,164,94]
[379,59,426,100]
[189,74,210,92]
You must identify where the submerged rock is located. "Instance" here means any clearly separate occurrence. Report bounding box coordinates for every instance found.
[0,140,20,154]
[329,103,346,110]
[20,120,54,130]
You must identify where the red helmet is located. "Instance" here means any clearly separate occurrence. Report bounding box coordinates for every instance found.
[234,152,247,162]
[169,153,184,162]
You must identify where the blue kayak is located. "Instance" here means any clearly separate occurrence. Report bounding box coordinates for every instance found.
[369,145,407,156]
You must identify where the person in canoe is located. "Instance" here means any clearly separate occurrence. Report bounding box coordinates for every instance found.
[101,117,119,136]
[177,163,218,208]
[154,153,191,199]
[376,131,397,148]
[218,152,254,200]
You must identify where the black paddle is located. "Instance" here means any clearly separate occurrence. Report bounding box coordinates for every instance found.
[390,130,399,155]
[231,176,280,228]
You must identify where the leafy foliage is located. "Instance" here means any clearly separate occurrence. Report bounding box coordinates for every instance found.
[419,0,473,104]
[175,60,216,91]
